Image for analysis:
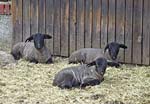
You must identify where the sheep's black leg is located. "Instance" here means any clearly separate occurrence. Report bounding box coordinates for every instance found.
[46,58,53,64]
[107,61,120,68]
[101,77,104,82]
[79,61,84,65]
[58,74,74,89]
[81,78,100,88]
[58,79,72,89]
[59,80,73,89]
[30,59,38,64]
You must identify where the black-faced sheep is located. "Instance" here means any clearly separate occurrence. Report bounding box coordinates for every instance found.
[68,42,127,65]
[11,33,53,64]
[53,58,107,89]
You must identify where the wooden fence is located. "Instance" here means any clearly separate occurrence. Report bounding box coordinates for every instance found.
[12,0,150,65]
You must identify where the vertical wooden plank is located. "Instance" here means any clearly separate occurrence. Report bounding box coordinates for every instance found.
[17,0,23,43]
[92,0,101,48]
[84,0,92,48]
[12,0,23,46]
[53,0,61,55]
[12,0,16,46]
[108,0,116,43]
[61,0,69,56]
[116,0,125,62]
[132,0,143,64]
[30,0,38,35]
[76,0,84,49]
[69,0,76,55]
[101,0,108,48]
[12,0,23,44]
[38,0,46,33]
[45,0,54,55]
[22,0,30,41]
[125,0,133,64]
[142,0,150,65]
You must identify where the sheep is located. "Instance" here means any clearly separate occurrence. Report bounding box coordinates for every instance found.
[68,42,127,66]
[0,51,16,67]
[53,57,107,89]
[11,33,53,64]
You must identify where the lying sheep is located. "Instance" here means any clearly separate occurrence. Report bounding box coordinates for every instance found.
[11,33,53,64]
[69,42,127,65]
[0,51,16,67]
[53,58,107,89]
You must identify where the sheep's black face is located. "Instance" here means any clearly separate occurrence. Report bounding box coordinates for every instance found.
[87,58,107,75]
[25,33,52,50]
[33,33,45,49]
[108,43,120,60]
[104,42,127,60]
[95,58,107,75]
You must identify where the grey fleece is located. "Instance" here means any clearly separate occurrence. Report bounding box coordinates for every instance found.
[69,48,111,64]
[12,42,51,63]
[53,64,103,87]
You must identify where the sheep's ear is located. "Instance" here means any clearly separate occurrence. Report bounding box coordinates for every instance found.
[25,36,33,42]
[87,61,96,67]
[119,44,127,49]
[104,44,109,53]
[43,34,52,39]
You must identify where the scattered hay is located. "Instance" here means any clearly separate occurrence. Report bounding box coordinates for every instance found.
[0,57,150,104]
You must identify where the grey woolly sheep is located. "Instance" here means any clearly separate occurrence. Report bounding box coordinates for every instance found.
[53,57,107,89]
[11,33,53,64]
[0,51,16,67]
[69,42,127,65]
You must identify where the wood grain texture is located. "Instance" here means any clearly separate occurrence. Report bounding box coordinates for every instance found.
[30,0,38,35]
[116,0,125,62]
[12,0,16,46]
[125,0,133,64]
[132,0,143,64]
[101,0,108,48]
[108,0,116,43]
[53,0,61,55]
[38,0,45,33]
[23,0,30,41]
[69,0,76,55]
[92,0,101,48]
[45,0,54,55]
[84,0,92,48]
[12,0,23,45]
[61,0,69,56]
[76,0,84,49]
[142,0,150,65]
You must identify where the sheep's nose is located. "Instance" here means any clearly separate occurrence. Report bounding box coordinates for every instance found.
[38,43,40,47]
[101,72,104,75]
[36,43,42,49]
[112,56,116,60]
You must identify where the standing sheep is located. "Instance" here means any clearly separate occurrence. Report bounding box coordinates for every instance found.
[11,33,53,64]
[53,58,107,89]
[68,42,127,65]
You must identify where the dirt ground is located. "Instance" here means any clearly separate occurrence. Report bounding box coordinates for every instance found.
[0,57,150,104]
